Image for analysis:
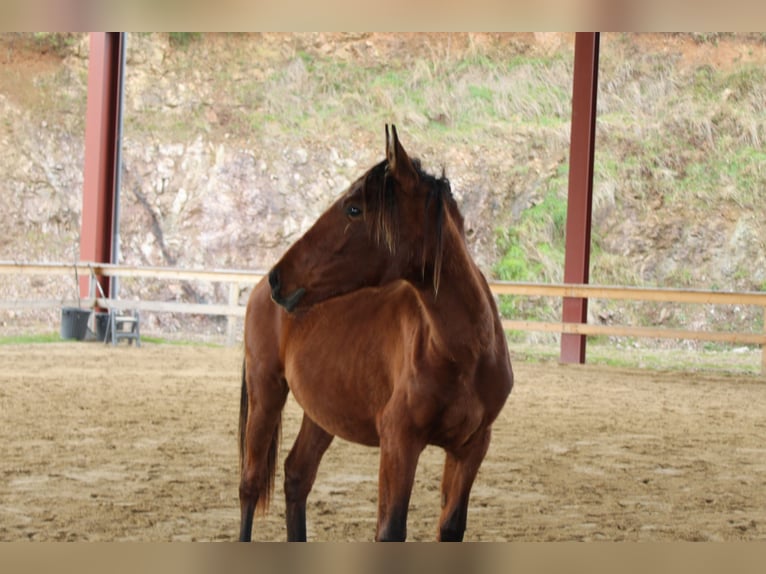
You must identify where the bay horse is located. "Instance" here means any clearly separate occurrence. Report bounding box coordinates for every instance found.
[239,125,513,541]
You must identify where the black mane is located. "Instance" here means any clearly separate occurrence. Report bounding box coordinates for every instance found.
[363,157,462,295]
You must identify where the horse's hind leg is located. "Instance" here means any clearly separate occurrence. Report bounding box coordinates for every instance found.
[283,414,334,541]
[438,427,492,542]
[239,372,288,542]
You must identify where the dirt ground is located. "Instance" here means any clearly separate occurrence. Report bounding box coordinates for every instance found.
[0,342,764,542]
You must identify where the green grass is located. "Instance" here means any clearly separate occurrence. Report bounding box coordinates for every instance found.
[0,333,224,348]
[139,335,223,347]
[509,339,763,375]
[0,333,62,344]
[30,32,78,57]
[168,33,203,49]
[468,84,494,102]
[207,45,573,142]
[493,170,570,321]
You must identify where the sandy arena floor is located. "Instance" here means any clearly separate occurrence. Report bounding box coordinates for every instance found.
[0,342,764,541]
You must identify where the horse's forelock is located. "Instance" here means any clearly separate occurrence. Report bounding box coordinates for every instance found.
[363,160,398,253]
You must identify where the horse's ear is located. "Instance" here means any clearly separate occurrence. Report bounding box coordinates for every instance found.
[385,124,418,189]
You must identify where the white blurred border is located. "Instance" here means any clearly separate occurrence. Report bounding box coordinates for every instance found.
[1,0,766,32]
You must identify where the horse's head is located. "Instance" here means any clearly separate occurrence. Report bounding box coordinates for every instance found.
[269,125,458,312]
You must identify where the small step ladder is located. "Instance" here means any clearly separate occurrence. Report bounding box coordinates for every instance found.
[89,265,141,347]
[106,309,141,347]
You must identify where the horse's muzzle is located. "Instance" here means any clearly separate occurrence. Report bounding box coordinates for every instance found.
[269,268,305,312]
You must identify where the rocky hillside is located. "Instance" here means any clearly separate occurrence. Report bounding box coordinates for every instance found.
[1,33,765,342]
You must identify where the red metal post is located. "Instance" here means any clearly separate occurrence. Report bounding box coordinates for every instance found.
[79,33,123,302]
[560,32,600,364]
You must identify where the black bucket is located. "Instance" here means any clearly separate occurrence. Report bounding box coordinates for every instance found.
[60,307,91,341]
[94,312,111,342]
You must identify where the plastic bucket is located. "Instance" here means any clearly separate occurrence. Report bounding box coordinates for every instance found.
[60,307,91,341]
[94,312,111,342]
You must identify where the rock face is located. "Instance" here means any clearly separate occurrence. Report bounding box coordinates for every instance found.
[1,33,765,340]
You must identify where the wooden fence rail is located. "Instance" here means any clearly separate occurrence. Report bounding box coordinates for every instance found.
[2,261,765,372]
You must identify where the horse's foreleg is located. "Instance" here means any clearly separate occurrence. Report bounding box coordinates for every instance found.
[437,427,491,542]
[284,414,334,541]
[375,407,426,542]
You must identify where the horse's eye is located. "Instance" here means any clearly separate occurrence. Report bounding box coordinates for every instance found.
[346,205,362,218]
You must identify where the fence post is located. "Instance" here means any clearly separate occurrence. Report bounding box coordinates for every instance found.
[226,283,240,347]
[79,33,125,307]
[560,32,600,365]
[762,306,766,376]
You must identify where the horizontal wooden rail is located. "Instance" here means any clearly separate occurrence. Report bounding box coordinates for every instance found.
[0,299,82,311]
[95,297,247,317]
[0,261,265,284]
[492,281,766,307]
[2,261,765,372]
[4,261,766,306]
[0,297,244,317]
[502,320,766,346]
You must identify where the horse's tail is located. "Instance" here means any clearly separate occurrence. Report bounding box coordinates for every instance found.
[238,359,281,515]
[238,360,248,476]
[261,410,281,514]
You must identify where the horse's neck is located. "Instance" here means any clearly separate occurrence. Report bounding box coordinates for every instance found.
[419,219,496,354]
[440,232,492,316]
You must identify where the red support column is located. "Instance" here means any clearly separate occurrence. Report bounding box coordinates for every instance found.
[79,32,124,302]
[560,32,600,364]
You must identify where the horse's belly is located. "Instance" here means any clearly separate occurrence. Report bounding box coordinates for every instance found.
[287,375,383,447]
